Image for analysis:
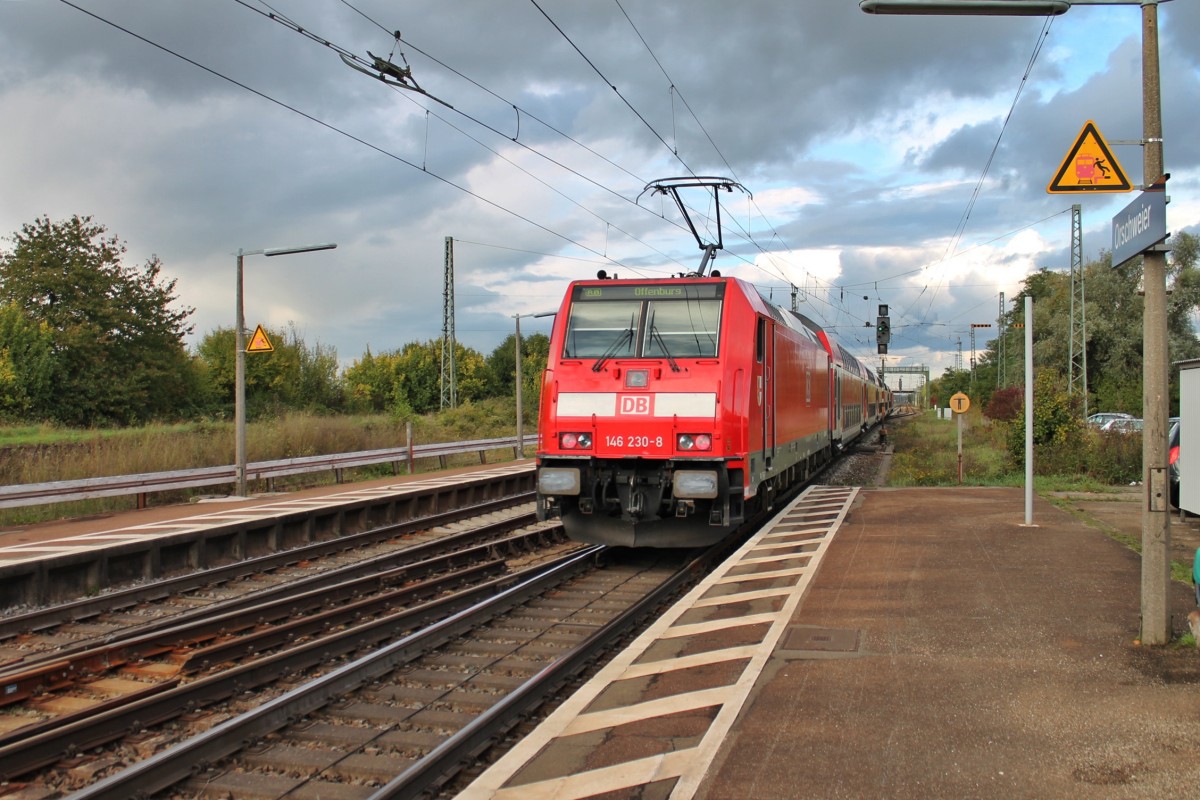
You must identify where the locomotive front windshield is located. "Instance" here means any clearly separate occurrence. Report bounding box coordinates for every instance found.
[562,283,724,359]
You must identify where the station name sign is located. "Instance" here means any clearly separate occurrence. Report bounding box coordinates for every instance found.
[1111,189,1167,268]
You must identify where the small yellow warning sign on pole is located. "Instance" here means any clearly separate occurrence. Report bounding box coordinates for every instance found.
[246,324,274,353]
[1047,120,1131,194]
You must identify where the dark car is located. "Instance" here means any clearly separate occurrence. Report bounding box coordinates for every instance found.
[1169,420,1181,508]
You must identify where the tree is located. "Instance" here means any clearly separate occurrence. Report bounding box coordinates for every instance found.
[0,215,196,425]
[340,338,490,417]
[0,302,55,420]
[994,237,1200,417]
[1006,370,1086,474]
[344,348,403,415]
[194,323,343,419]
[486,332,551,418]
[927,367,970,408]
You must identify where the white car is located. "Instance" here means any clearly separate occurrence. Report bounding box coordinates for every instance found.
[1088,412,1133,428]
[1099,417,1143,434]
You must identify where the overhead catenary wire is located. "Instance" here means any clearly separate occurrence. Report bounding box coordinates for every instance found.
[906,14,1056,328]
[58,0,635,275]
[64,0,1059,369]
[238,0,703,276]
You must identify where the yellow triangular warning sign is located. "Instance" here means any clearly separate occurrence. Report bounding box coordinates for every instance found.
[246,324,274,353]
[1047,120,1132,194]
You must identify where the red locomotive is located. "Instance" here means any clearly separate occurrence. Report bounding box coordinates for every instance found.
[532,177,889,548]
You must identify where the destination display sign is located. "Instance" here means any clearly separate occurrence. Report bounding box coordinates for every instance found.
[1111,190,1167,268]
[573,283,725,302]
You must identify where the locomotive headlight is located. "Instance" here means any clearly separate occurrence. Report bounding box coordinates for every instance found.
[676,433,712,452]
[560,432,593,450]
[674,470,719,499]
[538,467,581,495]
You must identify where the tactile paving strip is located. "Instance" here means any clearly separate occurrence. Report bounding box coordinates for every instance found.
[458,484,859,800]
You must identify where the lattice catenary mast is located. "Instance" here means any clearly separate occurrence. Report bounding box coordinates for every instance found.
[440,236,457,409]
[1067,204,1087,417]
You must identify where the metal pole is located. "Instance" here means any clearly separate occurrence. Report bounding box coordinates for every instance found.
[1025,295,1034,526]
[956,412,963,484]
[233,242,335,498]
[235,250,247,497]
[514,315,524,459]
[1140,0,1170,645]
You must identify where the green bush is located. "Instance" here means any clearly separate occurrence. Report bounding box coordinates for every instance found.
[1084,428,1142,484]
[1007,372,1087,474]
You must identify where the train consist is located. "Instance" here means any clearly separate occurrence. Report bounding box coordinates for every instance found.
[533,272,890,548]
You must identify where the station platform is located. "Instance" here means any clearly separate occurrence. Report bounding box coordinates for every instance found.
[690,486,1200,799]
[4,476,1200,798]
[455,485,1200,800]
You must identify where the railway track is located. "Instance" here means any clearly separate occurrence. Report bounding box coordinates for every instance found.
[0,498,576,788]
[49,540,730,800]
[0,462,866,798]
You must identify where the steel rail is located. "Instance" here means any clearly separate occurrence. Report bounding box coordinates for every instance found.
[2,550,595,784]
[0,523,561,703]
[61,546,605,800]
[0,491,535,640]
[369,538,739,799]
[0,561,506,754]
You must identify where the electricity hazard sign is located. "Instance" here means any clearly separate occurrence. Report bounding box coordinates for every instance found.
[1047,120,1131,194]
[246,324,274,353]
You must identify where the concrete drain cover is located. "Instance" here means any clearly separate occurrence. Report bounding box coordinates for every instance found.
[781,626,860,653]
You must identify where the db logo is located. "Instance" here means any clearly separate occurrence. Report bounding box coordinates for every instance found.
[619,395,651,415]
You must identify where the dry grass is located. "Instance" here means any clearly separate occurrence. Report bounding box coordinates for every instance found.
[0,399,523,526]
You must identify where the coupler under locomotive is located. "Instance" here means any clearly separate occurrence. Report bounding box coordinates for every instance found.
[536,458,745,548]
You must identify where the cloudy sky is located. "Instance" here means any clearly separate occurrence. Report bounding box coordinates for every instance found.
[1,0,1198,384]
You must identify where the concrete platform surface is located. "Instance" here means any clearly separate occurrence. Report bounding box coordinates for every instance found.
[696,486,1200,800]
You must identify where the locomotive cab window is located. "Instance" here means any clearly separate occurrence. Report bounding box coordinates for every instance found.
[563,283,724,359]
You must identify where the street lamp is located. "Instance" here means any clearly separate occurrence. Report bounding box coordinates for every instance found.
[861,0,1068,13]
[236,243,336,497]
[861,0,1173,643]
[513,311,556,458]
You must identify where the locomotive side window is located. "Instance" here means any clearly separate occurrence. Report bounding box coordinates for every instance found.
[756,318,765,363]
[563,283,724,359]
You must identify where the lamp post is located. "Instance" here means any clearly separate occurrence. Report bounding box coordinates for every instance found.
[513,311,556,458]
[236,243,336,497]
[861,0,1172,643]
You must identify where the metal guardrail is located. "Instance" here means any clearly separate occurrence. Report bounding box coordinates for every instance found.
[0,434,539,510]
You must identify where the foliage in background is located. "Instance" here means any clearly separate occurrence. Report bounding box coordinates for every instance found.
[887,403,1141,488]
[0,301,54,419]
[983,386,1022,423]
[0,215,199,426]
[342,338,493,417]
[927,232,1200,417]
[0,216,557,429]
[194,323,343,419]
[1005,371,1086,473]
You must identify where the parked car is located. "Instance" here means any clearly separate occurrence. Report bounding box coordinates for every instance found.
[1088,412,1133,428]
[1100,417,1143,434]
[1169,419,1181,508]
